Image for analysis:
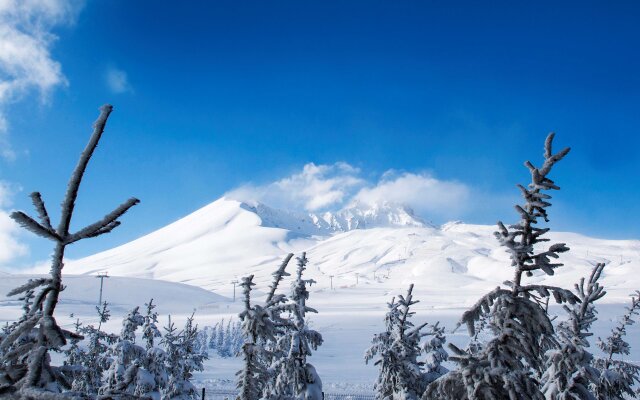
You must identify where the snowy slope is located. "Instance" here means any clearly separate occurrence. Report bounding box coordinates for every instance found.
[0,273,228,324]
[62,197,640,306]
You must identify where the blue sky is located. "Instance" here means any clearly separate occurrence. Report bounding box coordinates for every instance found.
[1,1,639,267]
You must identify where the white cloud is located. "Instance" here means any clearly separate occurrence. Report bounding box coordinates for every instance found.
[0,181,28,266]
[226,162,473,219]
[0,0,82,160]
[105,66,132,94]
[352,172,471,219]
[227,162,365,211]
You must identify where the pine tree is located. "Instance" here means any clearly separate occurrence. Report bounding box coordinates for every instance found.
[208,323,219,352]
[216,318,226,356]
[425,133,578,400]
[233,320,244,355]
[100,306,146,398]
[163,314,207,399]
[221,319,233,358]
[142,299,161,351]
[541,263,606,399]
[71,302,119,396]
[422,322,448,385]
[161,316,181,398]
[0,105,139,398]
[593,291,640,399]
[236,275,269,400]
[261,254,295,400]
[135,299,168,399]
[366,284,428,400]
[60,317,85,391]
[269,253,323,400]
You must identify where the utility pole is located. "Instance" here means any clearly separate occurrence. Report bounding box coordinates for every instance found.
[329,275,334,290]
[355,273,359,286]
[231,279,238,302]
[96,272,109,305]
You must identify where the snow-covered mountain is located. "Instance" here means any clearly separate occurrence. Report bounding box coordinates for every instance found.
[242,200,427,235]
[63,197,640,306]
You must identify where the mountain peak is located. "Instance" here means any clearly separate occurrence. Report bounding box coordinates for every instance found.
[325,201,428,231]
[238,198,428,235]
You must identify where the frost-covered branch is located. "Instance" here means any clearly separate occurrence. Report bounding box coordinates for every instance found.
[0,105,139,396]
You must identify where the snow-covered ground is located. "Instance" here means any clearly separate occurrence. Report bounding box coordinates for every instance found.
[2,197,639,390]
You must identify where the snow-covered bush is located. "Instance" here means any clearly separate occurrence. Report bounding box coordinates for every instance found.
[0,105,139,398]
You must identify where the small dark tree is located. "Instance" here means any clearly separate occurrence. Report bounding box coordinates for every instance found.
[0,105,139,398]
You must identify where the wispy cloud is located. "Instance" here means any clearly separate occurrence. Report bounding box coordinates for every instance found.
[0,0,83,161]
[105,66,132,94]
[353,171,470,219]
[226,162,474,220]
[227,162,365,211]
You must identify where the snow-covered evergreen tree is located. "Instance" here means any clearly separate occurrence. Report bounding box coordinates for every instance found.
[232,320,244,355]
[271,253,323,400]
[142,299,161,351]
[365,296,401,400]
[73,302,119,396]
[60,317,85,392]
[135,299,168,399]
[216,319,225,354]
[100,306,146,398]
[366,284,428,400]
[261,254,295,400]
[0,105,139,398]
[220,319,233,358]
[162,313,206,399]
[541,263,606,399]
[235,256,299,400]
[236,275,275,400]
[593,291,640,399]
[423,322,448,385]
[425,133,578,400]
